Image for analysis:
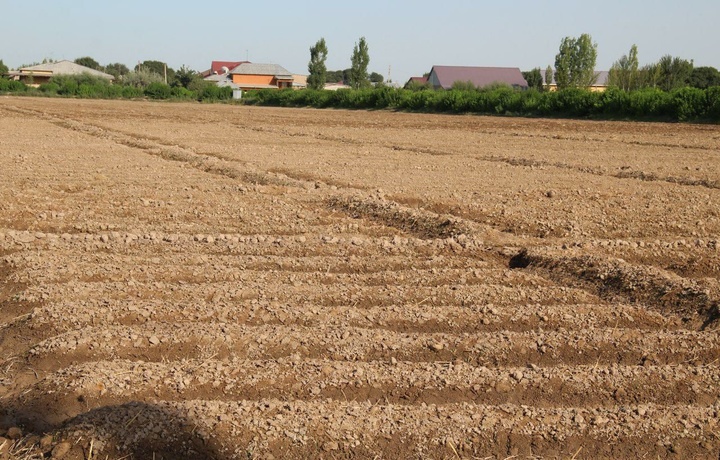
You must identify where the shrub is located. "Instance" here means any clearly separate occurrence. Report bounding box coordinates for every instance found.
[123,68,164,88]
[144,82,172,99]
[628,88,672,117]
[598,87,631,116]
[121,85,144,99]
[3,79,27,92]
[554,88,600,116]
[38,82,60,94]
[196,84,232,101]
[670,87,707,121]
[706,87,720,119]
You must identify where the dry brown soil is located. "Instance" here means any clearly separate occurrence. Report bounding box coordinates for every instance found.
[0,97,719,459]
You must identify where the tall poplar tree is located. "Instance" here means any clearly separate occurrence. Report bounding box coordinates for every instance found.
[554,34,598,89]
[307,38,328,90]
[608,45,640,91]
[349,37,370,89]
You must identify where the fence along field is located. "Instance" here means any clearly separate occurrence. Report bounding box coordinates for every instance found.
[0,97,719,459]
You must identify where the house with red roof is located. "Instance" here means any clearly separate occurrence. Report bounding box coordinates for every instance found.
[200,61,249,78]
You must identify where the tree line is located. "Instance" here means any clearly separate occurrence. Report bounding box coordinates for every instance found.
[520,34,720,93]
[307,37,384,90]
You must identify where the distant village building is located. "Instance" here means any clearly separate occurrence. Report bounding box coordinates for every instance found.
[8,60,115,87]
[403,76,429,89]
[292,74,308,90]
[425,66,528,90]
[203,61,294,91]
[540,70,610,92]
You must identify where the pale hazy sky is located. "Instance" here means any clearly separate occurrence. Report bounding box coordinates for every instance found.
[2,0,718,84]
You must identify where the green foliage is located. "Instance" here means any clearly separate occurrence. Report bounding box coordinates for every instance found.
[50,74,112,96]
[0,78,26,92]
[196,84,233,102]
[123,68,164,87]
[707,87,720,118]
[74,56,102,71]
[0,59,8,75]
[326,69,346,83]
[369,72,384,83]
[608,44,640,91]
[656,55,693,91]
[349,37,370,89]
[38,82,60,94]
[688,66,720,89]
[522,68,544,91]
[671,86,707,121]
[627,88,672,117]
[451,80,476,91]
[135,60,174,83]
[554,34,598,89]
[173,65,199,89]
[105,63,130,79]
[307,38,329,90]
[243,85,720,122]
[144,82,172,99]
[121,85,144,99]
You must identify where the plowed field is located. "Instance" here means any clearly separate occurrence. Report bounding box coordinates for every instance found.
[1,97,719,459]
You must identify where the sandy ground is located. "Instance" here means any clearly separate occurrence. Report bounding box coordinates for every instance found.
[0,96,719,459]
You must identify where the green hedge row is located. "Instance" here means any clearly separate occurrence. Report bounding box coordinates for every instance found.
[0,75,234,102]
[243,86,720,122]
[2,75,718,122]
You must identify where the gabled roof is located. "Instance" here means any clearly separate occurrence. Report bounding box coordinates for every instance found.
[18,60,114,80]
[429,66,527,89]
[230,63,293,79]
[407,77,428,84]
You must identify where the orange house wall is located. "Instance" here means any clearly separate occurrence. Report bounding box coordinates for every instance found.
[232,75,275,85]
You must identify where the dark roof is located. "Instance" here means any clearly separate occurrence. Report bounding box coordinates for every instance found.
[429,66,527,89]
[407,76,428,84]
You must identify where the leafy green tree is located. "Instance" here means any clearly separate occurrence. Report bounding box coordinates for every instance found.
[369,72,384,84]
[656,55,693,91]
[522,68,543,91]
[0,60,8,75]
[554,34,598,89]
[123,68,164,87]
[173,65,199,88]
[349,37,370,89]
[307,38,329,90]
[74,56,102,70]
[325,70,340,83]
[135,60,174,84]
[638,63,662,89]
[544,65,554,90]
[105,63,130,79]
[687,66,720,89]
[608,44,640,91]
